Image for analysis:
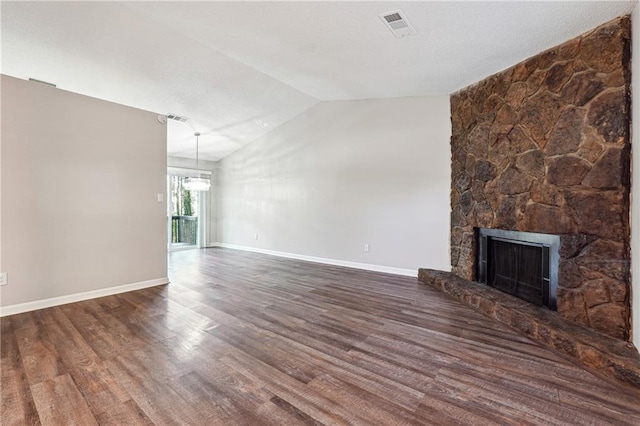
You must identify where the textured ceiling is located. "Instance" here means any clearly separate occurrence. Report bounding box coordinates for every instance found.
[1,1,636,161]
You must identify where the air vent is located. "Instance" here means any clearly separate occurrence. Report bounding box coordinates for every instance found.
[166,113,189,122]
[379,10,417,38]
[29,78,56,88]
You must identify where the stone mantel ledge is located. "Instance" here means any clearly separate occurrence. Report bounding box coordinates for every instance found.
[418,268,640,390]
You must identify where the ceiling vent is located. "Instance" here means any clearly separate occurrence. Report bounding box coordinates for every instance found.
[379,10,417,38]
[166,113,189,122]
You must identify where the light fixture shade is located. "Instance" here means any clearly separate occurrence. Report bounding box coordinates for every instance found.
[183,177,210,191]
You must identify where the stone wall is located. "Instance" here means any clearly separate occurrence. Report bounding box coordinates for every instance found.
[449,17,631,340]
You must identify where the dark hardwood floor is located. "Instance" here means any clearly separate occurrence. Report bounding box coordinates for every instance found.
[3,247,640,425]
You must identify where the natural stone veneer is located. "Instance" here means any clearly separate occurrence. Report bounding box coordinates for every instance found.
[449,17,631,340]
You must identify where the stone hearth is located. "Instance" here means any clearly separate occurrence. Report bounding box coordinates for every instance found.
[449,16,631,340]
[418,269,640,390]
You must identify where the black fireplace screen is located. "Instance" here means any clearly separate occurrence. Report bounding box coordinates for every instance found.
[477,228,559,310]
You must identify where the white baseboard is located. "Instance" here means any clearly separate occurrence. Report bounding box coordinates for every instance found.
[210,243,417,277]
[0,277,169,317]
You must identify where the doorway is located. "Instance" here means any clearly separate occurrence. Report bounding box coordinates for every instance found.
[167,170,208,250]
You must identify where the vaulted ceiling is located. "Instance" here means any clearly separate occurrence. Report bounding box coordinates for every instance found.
[2,1,635,161]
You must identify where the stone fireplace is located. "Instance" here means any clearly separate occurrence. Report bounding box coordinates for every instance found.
[449,16,631,340]
[476,228,559,310]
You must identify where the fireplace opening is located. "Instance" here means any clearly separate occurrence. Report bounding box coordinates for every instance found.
[476,228,559,310]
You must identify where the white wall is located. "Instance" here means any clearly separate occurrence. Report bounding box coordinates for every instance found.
[632,6,640,346]
[216,96,451,274]
[167,156,218,245]
[0,75,168,311]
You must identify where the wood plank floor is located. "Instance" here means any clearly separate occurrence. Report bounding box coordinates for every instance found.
[3,247,640,425]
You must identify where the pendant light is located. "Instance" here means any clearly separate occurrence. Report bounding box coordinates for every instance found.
[184,132,211,191]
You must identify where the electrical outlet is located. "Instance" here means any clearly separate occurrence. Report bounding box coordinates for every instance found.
[254,233,259,240]
[157,193,164,203]
[364,244,370,252]
[0,272,7,286]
